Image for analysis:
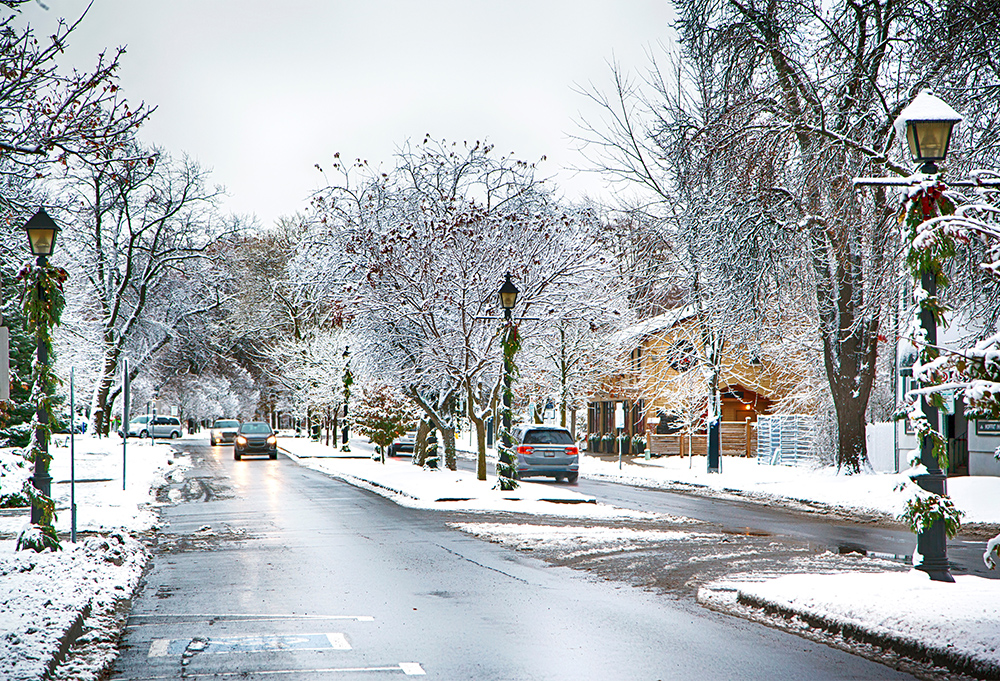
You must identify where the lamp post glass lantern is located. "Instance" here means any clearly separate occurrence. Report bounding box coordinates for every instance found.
[893,89,963,174]
[23,208,60,259]
[499,272,519,320]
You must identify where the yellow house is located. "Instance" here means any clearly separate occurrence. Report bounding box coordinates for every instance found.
[587,306,804,452]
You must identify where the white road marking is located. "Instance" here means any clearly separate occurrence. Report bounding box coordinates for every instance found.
[147,638,169,657]
[138,664,425,678]
[325,633,351,649]
[130,613,375,625]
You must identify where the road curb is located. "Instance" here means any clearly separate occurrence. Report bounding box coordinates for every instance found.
[698,583,1000,680]
[41,601,91,680]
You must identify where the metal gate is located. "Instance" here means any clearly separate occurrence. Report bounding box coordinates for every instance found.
[756,415,815,466]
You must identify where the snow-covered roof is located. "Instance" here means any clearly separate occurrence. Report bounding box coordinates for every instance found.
[611,305,697,349]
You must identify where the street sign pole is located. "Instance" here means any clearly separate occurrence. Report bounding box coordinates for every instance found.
[122,359,129,491]
[615,403,625,470]
[0,325,9,402]
[70,368,76,543]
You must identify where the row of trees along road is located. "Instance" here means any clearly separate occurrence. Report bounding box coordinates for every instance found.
[310,140,628,480]
[576,0,1000,472]
[1,5,249,451]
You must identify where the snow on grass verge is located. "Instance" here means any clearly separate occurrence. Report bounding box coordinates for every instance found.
[451,522,707,552]
[283,442,680,520]
[0,437,187,680]
[0,531,146,681]
[581,454,1000,525]
[700,570,1000,678]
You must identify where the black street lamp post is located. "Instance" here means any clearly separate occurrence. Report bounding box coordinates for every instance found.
[498,272,519,453]
[896,91,961,583]
[342,346,352,450]
[22,208,60,527]
[854,90,963,582]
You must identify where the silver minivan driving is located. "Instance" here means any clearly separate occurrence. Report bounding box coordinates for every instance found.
[124,415,182,439]
[510,424,579,483]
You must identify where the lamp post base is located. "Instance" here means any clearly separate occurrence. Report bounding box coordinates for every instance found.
[915,517,955,583]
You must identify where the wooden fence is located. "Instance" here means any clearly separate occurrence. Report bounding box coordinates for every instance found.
[648,420,756,458]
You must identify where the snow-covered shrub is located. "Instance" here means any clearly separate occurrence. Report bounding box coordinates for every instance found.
[0,450,31,507]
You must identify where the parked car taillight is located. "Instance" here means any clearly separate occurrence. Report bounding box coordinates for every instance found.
[564,446,579,456]
[516,445,533,455]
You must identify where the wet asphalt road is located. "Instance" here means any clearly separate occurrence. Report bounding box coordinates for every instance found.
[108,440,918,680]
[454,456,997,580]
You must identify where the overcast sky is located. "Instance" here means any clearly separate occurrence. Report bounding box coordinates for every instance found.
[16,1,674,227]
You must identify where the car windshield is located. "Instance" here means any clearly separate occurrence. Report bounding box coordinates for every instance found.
[130,416,150,424]
[214,420,239,428]
[240,422,272,434]
[522,429,574,445]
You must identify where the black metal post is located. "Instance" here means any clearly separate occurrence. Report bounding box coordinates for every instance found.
[29,255,51,525]
[342,347,351,448]
[914,269,954,581]
[707,418,721,473]
[501,307,513,459]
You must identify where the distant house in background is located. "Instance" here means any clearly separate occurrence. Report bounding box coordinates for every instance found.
[587,306,805,455]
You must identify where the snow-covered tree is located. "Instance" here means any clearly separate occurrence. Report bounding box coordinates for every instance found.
[55,143,228,436]
[576,0,1000,472]
[313,138,605,479]
[353,383,416,464]
[1,6,148,441]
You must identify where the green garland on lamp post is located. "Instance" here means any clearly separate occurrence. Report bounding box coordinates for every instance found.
[16,258,68,552]
[495,321,521,491]
[341,348,353,452]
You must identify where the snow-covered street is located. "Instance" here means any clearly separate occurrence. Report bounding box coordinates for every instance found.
[286,437,1000,677]
[1,433,999,679]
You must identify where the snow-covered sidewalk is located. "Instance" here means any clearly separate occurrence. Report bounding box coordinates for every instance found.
[0,435,192,680]
[284,437,1000,676]
[581,452,1000,525]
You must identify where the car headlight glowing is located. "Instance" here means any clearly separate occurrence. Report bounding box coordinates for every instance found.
[235,435,247,445]
[267,435,277,445]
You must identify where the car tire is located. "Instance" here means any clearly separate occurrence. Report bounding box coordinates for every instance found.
[234,451,241,461]
[270,451,277,460]
[566,473,579,483]
[139,430,148,439]
[211,438,216,446]
[170,431,180,439]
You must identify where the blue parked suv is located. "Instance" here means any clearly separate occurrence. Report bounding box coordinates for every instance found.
[510,424,579,483]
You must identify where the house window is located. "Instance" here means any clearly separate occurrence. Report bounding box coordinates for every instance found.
[633,346,643,373]
[668,340,695,372]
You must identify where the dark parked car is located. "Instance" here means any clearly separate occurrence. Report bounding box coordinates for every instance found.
[510,424,579,482]
[388,430,417,457]
[234,421,278,460]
